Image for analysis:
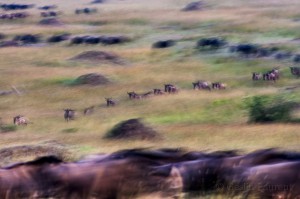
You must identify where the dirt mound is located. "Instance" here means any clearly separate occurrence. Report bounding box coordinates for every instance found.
[0,140,72,166]
[70,51,125,65]
[75,73,110,86]
[105,118,159,140]
[38,18,64,26]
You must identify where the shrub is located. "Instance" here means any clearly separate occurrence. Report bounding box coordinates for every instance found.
[245,95,297,123]
[0,124,17,133]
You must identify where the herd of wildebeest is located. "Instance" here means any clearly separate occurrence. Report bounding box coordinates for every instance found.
[0,147,299,198]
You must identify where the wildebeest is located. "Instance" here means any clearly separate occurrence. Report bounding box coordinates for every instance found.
[153,88,164,95]
[252,72,262,81]
[293,54,300,63]
[290,66,300,77]
[152,40,175,48]
[192,81,211,90]
[75,8,97,14]
[127,91,152,99]
[196,37,227,49]
[83,106,95,115]
[212,82,226,89]
[0,156,63,199]
[40,157,183,199]
[13,115,28,125]
[0,12,29,20]
[164,84,178,93]
[239,161,300,199]
[105,98,116,107]
[64,109,75,122]
[40,11,60,17]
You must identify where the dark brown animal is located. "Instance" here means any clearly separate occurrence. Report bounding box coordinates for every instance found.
[192,81,211,90]
[64,109,75,121]
[105,98,116,107]
[13,115,28,125]
[241,161,300,199]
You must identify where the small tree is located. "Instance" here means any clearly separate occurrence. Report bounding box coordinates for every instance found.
[245,95,297,123]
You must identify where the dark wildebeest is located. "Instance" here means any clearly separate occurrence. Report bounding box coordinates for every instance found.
[196,37,227,49]
[290,66,300,78]
[127,91,152,99]
[212,82,226,89]
[239,161,300,199]
[43,157,183,199]
[153,88,164,95]
[263,69,278,82]
[75,8,97,15]
[64,109,75,122]
[252,72,262,80]
[127,91,139,99]
[164,84,178,93]
[0,156,63,199]
[152,40,175,48]
[105,98,116,107]
[83,106,95,115]
[192,81,211,90]
[13,115,28,125]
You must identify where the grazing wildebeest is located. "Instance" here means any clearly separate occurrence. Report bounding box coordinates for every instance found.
[290,66,300,78]
[127,91,139,99]
[153,88,164,95]
[83,106,95,115]
[105,98,116,107]
[13,115,28,125]
[252,72,262,80]
[196,37,227,49]
[127,91,152,99]
[152,40,175,48]
[192,81,211,90]
[75,8,97,14]
[164,84,178,93]
[263,71,277,82]
[64,109,75,122]
[212,82,226,89]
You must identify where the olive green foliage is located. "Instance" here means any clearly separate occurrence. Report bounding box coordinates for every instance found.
[245,95,298,123]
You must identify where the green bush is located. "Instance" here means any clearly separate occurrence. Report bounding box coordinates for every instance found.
[245,95,297,123]
[0,124,17,133]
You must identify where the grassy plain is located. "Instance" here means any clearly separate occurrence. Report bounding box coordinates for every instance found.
[0,0,300,161]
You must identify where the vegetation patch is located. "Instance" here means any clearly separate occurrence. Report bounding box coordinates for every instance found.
[244,95,299,123]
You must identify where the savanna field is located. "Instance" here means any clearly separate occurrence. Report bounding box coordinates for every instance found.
[0,0,300,198]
